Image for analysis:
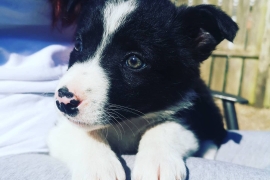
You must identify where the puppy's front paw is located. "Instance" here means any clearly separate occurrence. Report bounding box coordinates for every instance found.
[71,155,125,180]
[132,151,186,180]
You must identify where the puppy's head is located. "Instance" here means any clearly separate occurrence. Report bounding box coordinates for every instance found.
[55,0,238,130]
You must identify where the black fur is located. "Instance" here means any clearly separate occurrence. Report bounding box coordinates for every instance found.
[68,0,238,146]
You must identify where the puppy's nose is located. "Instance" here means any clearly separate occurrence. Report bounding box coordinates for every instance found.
[56,87,80,117]
[58,87,74,98]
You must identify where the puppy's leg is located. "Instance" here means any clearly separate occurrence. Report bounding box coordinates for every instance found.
[132,121,198,180]
[47,120,125,180]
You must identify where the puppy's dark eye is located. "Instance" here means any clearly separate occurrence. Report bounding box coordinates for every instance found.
[74,38,82,52]
[125,55,144,69]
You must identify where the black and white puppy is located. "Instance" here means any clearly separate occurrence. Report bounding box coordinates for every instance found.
[48,0,238,179]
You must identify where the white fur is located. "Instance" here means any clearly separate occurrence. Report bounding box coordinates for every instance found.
[104,0,137,34]
[48,119,125,180]
[56,60,109,129]
[198,140,218,160]
[93,0,137,61]
[132,121,198,180]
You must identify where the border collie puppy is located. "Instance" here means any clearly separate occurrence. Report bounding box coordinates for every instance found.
[48,0,238,179]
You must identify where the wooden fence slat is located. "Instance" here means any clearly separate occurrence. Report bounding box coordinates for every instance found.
[246,0,267,54]
[220,0,233,16]
[193,0,203,5]
[173,0,189,6]
[210,57,226,91]
[207,0,218,5]
[233,0,250,51]
[225,58,243,95]
[240,59,258,104]
[217,0,234,51]
[255,0,270,107]
[264,69,270,108]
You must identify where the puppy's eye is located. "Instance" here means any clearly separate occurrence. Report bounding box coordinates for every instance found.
[74,38,83,52]
[125,55,144,69]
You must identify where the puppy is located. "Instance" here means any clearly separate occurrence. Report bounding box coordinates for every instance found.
[48,0,238,179]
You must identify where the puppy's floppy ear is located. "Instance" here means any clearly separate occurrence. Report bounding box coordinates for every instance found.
[180,5,238,61]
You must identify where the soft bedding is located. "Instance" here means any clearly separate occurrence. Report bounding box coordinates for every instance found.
[0,0,72,157]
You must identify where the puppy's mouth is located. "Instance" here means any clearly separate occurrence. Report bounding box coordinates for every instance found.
[56,99,81,117]
[56,100,96,127]
[55,95,109,129]
[67,118,89,127]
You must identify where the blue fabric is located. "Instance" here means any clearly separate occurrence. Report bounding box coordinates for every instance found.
[216,131,270,170]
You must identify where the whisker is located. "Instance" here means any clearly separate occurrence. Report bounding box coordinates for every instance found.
[103,112,123,140]
[106,112,126,133]
[107,109,136,123]
[105,109,137,137]
[108,103,146,116]
[108,107,152,125]
[100,114,120,140]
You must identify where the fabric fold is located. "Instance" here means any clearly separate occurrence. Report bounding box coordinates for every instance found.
[0,80,59,94]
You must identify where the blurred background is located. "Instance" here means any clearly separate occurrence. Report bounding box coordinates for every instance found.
[172,0,270,130]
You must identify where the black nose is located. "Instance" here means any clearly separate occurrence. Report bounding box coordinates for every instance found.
[58,87,74,98]
[56,100,79,117]
[56,87,80,117]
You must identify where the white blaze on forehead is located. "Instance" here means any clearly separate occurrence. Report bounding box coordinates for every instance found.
[104,0,137,34]
[93,0,137,61]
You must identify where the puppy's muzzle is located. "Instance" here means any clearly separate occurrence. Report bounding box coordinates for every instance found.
[56,87,81,117]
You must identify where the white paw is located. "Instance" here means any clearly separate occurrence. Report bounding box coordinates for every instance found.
[132,151,187,180]
[71,155,126,180]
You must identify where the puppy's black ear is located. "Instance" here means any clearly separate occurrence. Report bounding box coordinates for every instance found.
[180,5,238,61]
